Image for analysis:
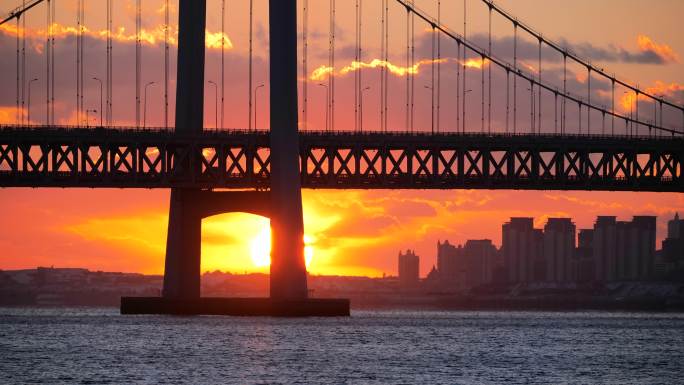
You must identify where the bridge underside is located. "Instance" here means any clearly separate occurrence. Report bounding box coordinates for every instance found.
[162,190,270,299]
[1,129,682,192]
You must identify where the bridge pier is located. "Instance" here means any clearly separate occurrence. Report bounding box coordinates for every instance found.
[163,189,270,299]
[162,189,201,299]
[122,0,348,316]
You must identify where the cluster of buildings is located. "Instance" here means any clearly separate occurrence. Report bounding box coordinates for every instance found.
[0,267,162,306]
[398,213,684,289]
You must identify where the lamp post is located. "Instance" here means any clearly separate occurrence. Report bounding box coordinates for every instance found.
[624,91,632,136]
[463,89,472,133]
[27,78,38,124]
[144,81,155,129]
[317,83,329,131]
[424,85,434,134]
[208,80,218,129]
[254,84,265,130]
[360,86,371,132]
[92,77,103,127]
[527,87,536,134]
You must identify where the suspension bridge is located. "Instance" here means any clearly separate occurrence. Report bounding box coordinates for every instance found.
[0,0,682,315]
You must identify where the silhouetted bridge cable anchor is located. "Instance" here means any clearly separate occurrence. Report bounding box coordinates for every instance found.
[0,126,682,192]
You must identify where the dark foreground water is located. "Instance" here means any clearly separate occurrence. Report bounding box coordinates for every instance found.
[1,308,683,384]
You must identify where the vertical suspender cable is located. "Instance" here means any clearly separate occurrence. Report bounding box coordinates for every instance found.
[51,0,55,125]
[329,0,335,132]
[462,0,466,133]
[554,92,557,134]
[359,0,363,132]
[405,3,409,132]
[487,5,491,134]
[107,0,112,125]
[611,79,615,135]
[380,0,385,132]
[75,0,80,125]
[136,0,141,128]
[21,2,26,124]
[166,0,170,129]
[431,23,435,134]
[16,16,20,124]
[505,69,509,134]
[384,0,389,132]
[82,0,85,123]
[513,23,517,134]
[46,0,51,125]
[529,65,534,133]
[354,0,359,132]
[537,38,541,134]
[579,100,582,134]
[480,52,484,133]
[248,0,253,130]
[80,0,84,125]
[587,67,591,134]
[456,40,460,133]
[302,0,308,130]
[635,91,639,136]
[303,0,308,130]
[410,0,415,132]
[21,1,26,124]
[602,110,605,135]
[562,54,566,134]
[437,0,441,133]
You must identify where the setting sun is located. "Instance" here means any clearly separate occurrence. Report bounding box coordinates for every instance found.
[250,227,314,269]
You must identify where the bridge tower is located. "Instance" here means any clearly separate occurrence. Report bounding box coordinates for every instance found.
[162,0,308,300]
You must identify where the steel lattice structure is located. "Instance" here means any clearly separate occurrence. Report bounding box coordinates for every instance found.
[0,126,681,192]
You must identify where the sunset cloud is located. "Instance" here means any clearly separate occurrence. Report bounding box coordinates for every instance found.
[309,57,486,81]
[0,23,233,50]
[618,80,684,111]
[636,35,679,64]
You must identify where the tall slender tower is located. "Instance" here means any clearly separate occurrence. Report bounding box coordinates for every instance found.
[162,0,207,299]
[269,0,309,299]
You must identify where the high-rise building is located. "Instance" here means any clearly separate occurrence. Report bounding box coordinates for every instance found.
[630,216,657,280]
[398,249,419,288]
[436,240,463,284]
[668,213,682,239]
[575,229,595,282]
[593,216,618,281]
[662,213,684,266]
[462,240,499,287]
[543,218,576,283]
[502,218,543,284]
[615,217,656,280]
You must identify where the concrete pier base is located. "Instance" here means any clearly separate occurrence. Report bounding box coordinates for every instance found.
[121,297,350,317]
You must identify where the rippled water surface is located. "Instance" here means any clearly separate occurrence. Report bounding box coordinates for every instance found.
[1,308,683,384]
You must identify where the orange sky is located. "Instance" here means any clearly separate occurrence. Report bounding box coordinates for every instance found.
[0,0,683,277]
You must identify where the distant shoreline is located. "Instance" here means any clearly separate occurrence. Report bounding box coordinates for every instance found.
[2,295,683,313]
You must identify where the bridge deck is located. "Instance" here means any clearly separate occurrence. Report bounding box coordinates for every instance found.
[0,126,682,192]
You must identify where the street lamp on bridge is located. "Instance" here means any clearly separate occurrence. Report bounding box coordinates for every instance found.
[27,78,38,125]
[254,84,265,130]
[208,80,218,129]
[92,77,103,127]
[317,83,329,132]
[360,86,371,132]
[144,81,155,129]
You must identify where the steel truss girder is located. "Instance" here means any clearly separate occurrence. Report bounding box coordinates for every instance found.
[0,127,682,192]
